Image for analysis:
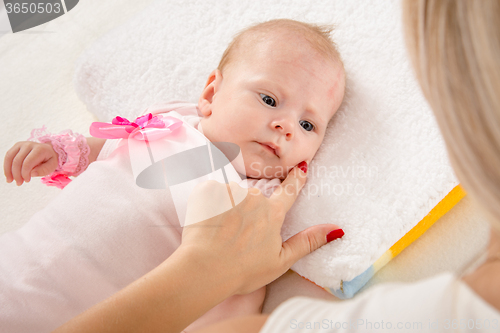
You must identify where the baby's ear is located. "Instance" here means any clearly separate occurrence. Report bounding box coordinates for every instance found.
[198,69,222,117]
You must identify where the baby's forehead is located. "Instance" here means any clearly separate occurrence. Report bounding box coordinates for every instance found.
[238,28,313,54]
[243,25,340,61]
[222,22,346,112]
[219,20,345,85]
[231,32,343,85]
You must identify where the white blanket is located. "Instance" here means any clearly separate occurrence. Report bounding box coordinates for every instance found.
[0,0,491,311]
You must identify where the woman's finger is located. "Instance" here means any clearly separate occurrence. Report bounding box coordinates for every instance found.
[281,224,344,267]
[269,164,307,216]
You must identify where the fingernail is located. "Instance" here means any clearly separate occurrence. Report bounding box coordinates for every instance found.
[326,229,344,243]
[297,161,308,174]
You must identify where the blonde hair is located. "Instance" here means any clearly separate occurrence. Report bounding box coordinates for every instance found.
[218,19,344,74]
[402,0,500,232]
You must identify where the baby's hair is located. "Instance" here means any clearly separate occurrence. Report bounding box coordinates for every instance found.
[218,19,344,74]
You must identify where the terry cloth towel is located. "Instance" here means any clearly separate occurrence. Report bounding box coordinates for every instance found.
[73,0,462,298]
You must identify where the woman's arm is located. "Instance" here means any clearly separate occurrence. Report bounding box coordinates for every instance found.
[53,247,237,333]
[54,166,342,333]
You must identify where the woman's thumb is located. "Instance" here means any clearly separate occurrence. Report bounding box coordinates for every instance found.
[282,225,344,266]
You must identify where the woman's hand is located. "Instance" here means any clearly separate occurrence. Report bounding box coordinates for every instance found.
[4,141,58,186]
[54,164,343,333]
[180,165,343,295]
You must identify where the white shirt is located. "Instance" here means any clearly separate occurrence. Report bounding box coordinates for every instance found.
[260,272,500,333]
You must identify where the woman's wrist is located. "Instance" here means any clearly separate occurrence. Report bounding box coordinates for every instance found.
[127,246,239,332]
[127,247,238,332]
[175,244,240,297]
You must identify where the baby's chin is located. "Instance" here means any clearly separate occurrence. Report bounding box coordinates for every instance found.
[232,158,289,180]
[244,168,288,180]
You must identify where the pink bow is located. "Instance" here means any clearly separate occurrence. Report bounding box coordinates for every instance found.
[41,173,72,189]
[90,113,182,141]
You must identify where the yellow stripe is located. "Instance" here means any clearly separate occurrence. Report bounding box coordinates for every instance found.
[373,251,393,271]
[373,185,466,271]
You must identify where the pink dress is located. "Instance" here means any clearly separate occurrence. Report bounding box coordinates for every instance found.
[0,102,280,332]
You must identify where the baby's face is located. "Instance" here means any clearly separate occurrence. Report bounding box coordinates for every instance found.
[198,33,345,179]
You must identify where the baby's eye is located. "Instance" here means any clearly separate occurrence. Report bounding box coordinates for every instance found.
[299,120,314,131]
[260,94,276,107]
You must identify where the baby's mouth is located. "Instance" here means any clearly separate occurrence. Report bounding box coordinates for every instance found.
[257,142,280,157]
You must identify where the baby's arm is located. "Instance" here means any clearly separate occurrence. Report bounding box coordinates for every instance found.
[3,136,105,186]
[86,137,106,165]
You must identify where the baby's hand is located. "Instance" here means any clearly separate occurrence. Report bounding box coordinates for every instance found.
[4,141,59,186]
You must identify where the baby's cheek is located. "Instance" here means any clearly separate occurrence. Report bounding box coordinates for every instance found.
[300,141,321,162]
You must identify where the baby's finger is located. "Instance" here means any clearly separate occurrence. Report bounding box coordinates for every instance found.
[3,144,21,183]
[11,146,32,186]
[21,149,45,182]
[31,159,57,178]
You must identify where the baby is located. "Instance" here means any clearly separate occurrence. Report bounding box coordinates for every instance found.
[1,19,345,332]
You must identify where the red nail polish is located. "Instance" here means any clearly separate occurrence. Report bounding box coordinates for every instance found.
[326,229,344,243]
[297,161,308,174]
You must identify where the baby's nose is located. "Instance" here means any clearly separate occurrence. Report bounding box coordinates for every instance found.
[272,119,294,140]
